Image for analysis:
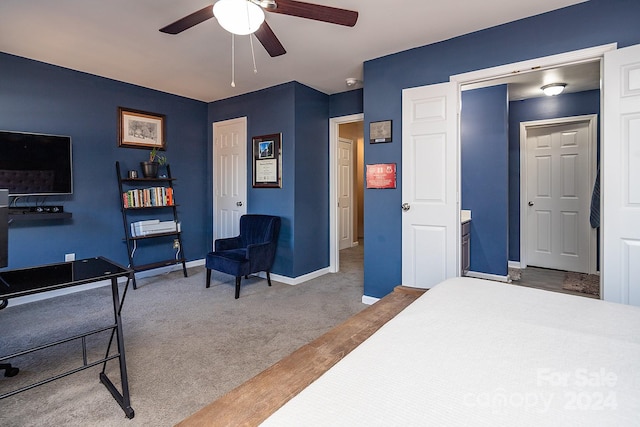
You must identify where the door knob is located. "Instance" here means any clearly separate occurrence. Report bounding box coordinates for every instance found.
[236,201,243,207]
[528,201,534,206]
[401,203,410,212]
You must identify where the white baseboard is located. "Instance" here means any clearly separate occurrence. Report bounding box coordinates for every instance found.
[508,261,523,269]
[8,259,345,307]
[361,295,379,305]
[135,259,204,279]
[465,270,511,283]
[257,267,331,286]
[8,259,205,308]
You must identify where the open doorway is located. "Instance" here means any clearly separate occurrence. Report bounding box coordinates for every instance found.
[458,55,603,297]
[329,113,364,273]
[403,43,638,304]
[338,122,364,249]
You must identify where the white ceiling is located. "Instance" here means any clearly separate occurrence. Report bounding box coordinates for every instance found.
[0,0,588,102]
[464,61,601,100]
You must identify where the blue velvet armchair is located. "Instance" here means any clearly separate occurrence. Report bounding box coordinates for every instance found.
[205,214,281,299]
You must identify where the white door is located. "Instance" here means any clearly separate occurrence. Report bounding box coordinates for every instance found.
[603,44,640,306]
[338,137,353,250]
[402,82,459,288]
[213,117,247,243]
[524,118,595,274]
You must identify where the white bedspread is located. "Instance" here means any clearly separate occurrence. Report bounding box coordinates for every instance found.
[261,277,640,426]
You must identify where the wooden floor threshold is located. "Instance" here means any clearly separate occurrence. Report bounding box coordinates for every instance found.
[176,286,426,427]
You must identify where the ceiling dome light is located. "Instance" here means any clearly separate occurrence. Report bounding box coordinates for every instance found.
[541,83,567,96]
[213,0,265,35]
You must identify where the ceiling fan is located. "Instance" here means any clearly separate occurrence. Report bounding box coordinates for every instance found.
[159,0,359,57]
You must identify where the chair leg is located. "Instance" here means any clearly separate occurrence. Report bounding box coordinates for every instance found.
[206,269,211,288]
[235,276,241,299]
[1,363,19,377]
[266,271,272,286]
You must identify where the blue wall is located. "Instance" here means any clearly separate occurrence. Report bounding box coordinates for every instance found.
[0,53,208,270]
[329,89,363,118]
[208,82,332,278]
[363,0,640,298]
[0,49,358,279]
[1,0,634,297]
[461,85,509,276]
[293,85,330,275]
[208,83,295,276]
[508,89,601,261]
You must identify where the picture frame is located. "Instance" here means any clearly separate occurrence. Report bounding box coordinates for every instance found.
[252,133,282,188]
[369,120,392,143]
[118,107,166,150]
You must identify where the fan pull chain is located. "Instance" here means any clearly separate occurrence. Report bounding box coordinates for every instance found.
[250,34,258,74]
[231,33,236,88]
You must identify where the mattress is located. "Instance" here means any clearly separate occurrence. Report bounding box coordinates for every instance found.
[260,277,640,426]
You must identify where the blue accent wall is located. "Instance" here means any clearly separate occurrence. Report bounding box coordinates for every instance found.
[208,82,330,278]
[329,89,363,118]
[0,51,353,278]
[293,84,330,275]
[0,53,208,270]
[1,0,635,298]
[508,89,601,261]
[461,85,509,276]
[363,0,640,298]
[208,83,295,276]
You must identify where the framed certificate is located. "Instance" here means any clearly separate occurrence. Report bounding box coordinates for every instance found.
[369,120,392,143]
[252,133,282,188]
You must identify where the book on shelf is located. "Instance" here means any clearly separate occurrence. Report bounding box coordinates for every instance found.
[122,187,174,208]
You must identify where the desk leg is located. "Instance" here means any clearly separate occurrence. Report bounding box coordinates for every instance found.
[100,276,134,419]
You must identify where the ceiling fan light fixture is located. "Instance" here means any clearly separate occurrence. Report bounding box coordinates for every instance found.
[213,0,265,35]
[541,83,567,96]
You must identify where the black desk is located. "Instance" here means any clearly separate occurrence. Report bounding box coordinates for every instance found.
[0,257,135,419]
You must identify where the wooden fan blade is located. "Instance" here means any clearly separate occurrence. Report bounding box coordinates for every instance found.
[254,21,287,57]
[159,5,214,34]
[269,0,358,27]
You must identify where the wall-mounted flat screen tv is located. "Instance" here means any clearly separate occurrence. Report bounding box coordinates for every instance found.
[0,130,73,196]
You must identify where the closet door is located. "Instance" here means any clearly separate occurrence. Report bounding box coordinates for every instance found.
[603,43,640,306]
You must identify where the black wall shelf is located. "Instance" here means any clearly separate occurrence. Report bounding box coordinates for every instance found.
[8,210,72,221]
[115,161,187,289]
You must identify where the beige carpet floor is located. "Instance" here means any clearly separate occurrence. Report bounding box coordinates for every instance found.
[0,245,365,426]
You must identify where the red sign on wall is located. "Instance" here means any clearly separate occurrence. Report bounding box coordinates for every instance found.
[366,163,397,189]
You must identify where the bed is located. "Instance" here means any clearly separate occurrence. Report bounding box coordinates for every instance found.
[179,277,640,426]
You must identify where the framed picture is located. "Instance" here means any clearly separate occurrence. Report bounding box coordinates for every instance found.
[369,120,392,143]
[118,107,166,150]
[252,133,282,188]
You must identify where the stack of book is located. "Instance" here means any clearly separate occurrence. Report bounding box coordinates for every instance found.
[122,187,174,208]
[130,219,180,237]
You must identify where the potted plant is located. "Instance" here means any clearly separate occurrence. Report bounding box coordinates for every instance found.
[140,147,167,178]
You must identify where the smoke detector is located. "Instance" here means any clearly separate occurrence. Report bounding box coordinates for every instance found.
[345,78,361,87]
